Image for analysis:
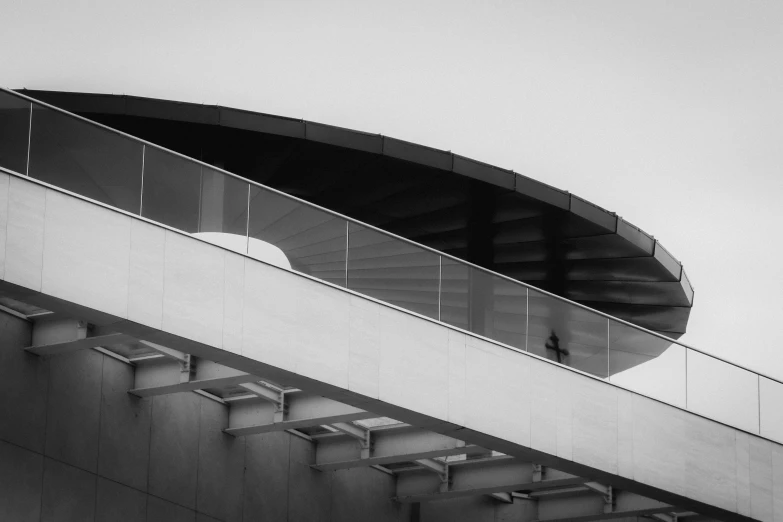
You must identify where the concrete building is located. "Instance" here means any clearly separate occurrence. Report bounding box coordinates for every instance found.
[0,86,781,522]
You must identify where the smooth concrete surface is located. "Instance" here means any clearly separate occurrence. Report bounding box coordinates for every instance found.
[0,172,781,521]
[0,311,414,522]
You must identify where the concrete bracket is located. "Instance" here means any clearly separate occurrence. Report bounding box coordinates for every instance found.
[237,381,287,420]
[415,458,450,492]
[532,463,544,482]
[489,492,513,503]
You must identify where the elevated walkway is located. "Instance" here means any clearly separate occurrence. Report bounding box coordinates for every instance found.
[0,170,781,521]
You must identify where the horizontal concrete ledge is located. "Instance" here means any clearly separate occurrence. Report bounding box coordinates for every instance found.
[129,374,257,397]
[225,412,376,437]
[26,332,136,356]
[395,478,588,503]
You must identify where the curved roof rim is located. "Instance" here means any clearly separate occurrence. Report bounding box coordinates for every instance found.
[10,87,695,316]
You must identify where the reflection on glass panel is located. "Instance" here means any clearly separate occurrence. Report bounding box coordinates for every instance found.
[0,91,30,174]
[686,351,759,434]
[141,147,201,232]
[528,289,608,378]
[440,261,527,350]
[468,268,527,350]
[609,320,685,408]
[248,185,346,285]
[192,168,250,254]
[347,224,439,320]
[28,105,142,214]
[760,377,783,443]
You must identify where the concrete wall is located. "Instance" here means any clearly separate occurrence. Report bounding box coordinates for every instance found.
[0,311,410,522]
[0,171,781,521]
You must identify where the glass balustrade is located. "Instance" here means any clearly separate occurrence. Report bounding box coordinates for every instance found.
[608,319,687,408]
[247,185,347,287]
[347,223,440,320]
[0,92,30,175]
[0,86,779,441]
[529,289,608,378]
[29,102,143,214]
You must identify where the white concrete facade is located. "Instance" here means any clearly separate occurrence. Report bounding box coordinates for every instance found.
[0,169,780,521]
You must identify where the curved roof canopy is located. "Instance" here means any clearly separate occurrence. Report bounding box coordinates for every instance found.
[19,89,694,337]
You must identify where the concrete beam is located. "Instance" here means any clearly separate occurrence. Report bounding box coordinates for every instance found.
[538,490,673,522]
[395,457,586,503]
[26,319,136,356]
[415,458,448,477]
[129,357,258,397]
[26,332,136,356]
[314,425,487,472]
[330,421,368,441]
[136,340,187,362]
[225,392,376,437]
[238,382,284,405]
[129,374,256,397]
[489,492,514,503]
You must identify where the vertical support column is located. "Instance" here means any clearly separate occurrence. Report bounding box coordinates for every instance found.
[437,256,442,321]
[465,180,496,337]
[199,167,226,233]
[532,463,543,483]
[245,183,251,254]
[542,209,566,297]
[180,354,196,384]
[345,220,350,288]
[26,102,32,176]
[139,144,146,215]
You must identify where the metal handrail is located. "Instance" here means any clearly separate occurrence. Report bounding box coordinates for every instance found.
[2,85,775,389]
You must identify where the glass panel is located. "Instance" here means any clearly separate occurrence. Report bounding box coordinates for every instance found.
[28,105,142,214]
[686,350,759,433]
[142,150,249,246]
[608,320,686,408]
[248,185,346,285]
[528,289,608,378]
[347,223,439,320]
[469,268,527,350]
[141,147,201,232]
[760,377,783,443]
[440,260,527,350]
[440,258,469,330]
[193,168,250,251]
[0,91,30,174]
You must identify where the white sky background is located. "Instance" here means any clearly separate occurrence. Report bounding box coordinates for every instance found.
[2,0,782,378]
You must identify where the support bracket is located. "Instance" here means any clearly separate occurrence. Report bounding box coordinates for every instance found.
[330,422,372,458]
[415,459,450,492]
[238,381,287,422]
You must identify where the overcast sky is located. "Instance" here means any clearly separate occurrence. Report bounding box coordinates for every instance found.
[2,0,782,379]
